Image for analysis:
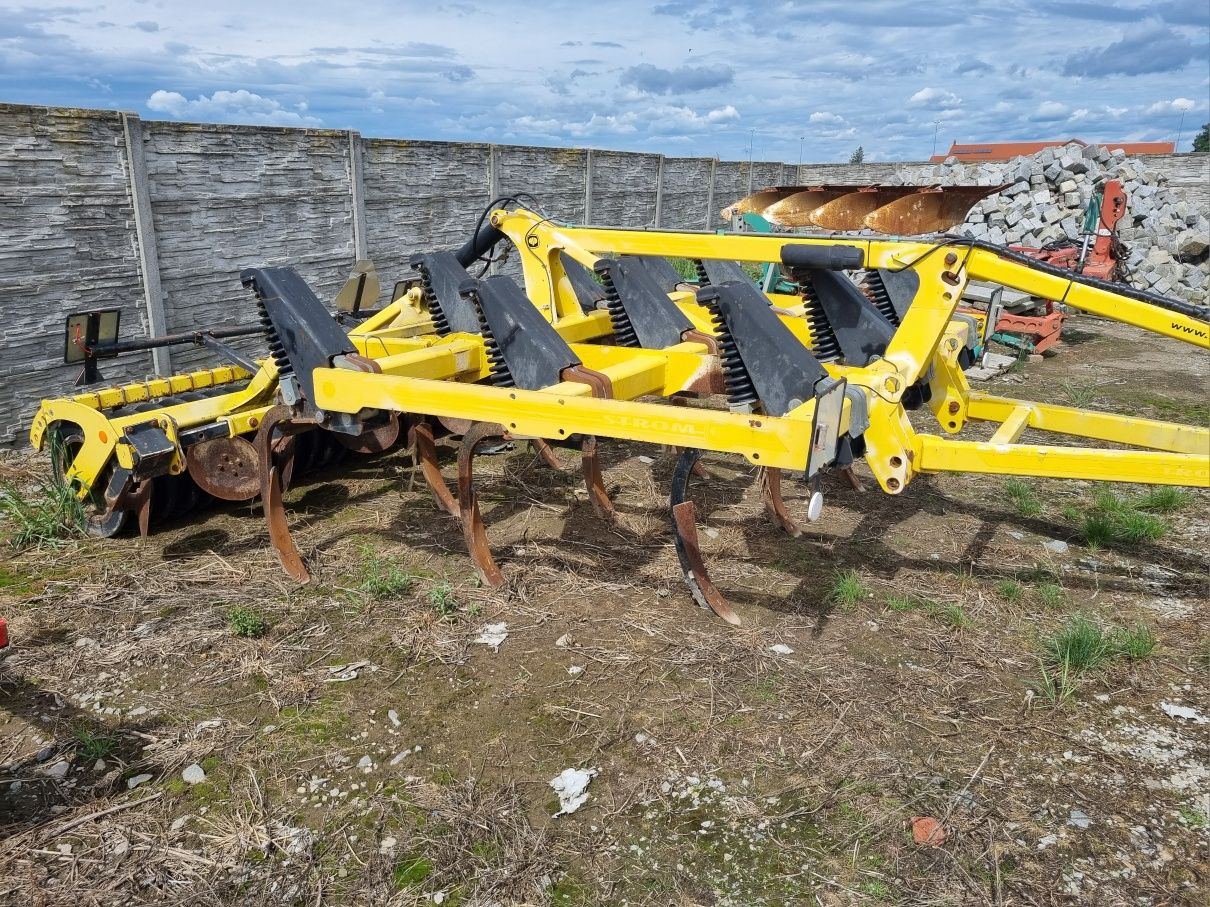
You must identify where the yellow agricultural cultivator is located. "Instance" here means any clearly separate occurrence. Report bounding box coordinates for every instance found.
[30,201,1210,624]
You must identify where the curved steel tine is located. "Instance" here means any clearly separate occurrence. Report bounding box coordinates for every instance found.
[457,422,507,588]
[131,481,152,538]
[759,467,802,538]
[580,435,615,521]
[410,420,459,516]
[841,466,866,492]
[669,449,741,626]
[532,438,566,471]
[256,405,309,583]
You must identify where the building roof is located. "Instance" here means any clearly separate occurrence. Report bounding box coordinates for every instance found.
[928,139,1175,162]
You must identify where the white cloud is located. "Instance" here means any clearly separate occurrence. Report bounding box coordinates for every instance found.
[146,89,321,126]
[809,111,846,125]
[908,87,962,109]
[1031,100,1070,121]
[1147,97,1197,114]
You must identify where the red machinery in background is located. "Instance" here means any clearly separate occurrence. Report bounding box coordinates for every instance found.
[974,179,1129,355]
[1011,179,1128,281]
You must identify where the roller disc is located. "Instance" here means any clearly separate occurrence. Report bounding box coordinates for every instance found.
[187,436,261,501]
[335,414,401,455]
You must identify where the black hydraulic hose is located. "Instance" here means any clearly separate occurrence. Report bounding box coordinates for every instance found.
[454,222,506,267]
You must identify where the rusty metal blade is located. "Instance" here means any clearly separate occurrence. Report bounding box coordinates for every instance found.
[532,438,565,471]
[726,183,1006,235]
[863,184,1007,234]
[761,186,866,228]
[264,465,309,583]
[719,186,800,221]
[841,466,866,492]
[580,436,615,521]
[669,448,740,626]
[671,501,741,626]
[758,468,802,538]
[187,436,260,501]
[130,481,152,538]
[458,423,507,588]
[410,421,459,517]
[255,405,309,583]
[809,187,921,231]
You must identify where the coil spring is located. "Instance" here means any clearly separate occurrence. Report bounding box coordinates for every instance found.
[859,270,899,326]
[693,259,710,285]
[255,296,292,377]
[599,267,639,347]
[800,276,842,363]
[701,296,758,411]
[471,292,514,387]
[416,263,451,336]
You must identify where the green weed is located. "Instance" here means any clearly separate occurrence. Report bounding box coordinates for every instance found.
[933,603,971,630]
[0,478,85,549]
[1073,488,1170,549]
[1059,380,1097,407]
[227,606,267,638]
[357,546,418,599]
[428,583,458,618]
[1036,583,1064,609]
[72,726,116,760]
[1110,624,1157,660]
[885,594,918,613]
[1133,487,1192,514]
[1003,479,1041,517]
[1043,615,1112,674]
[828,570,866,609]
[668,257,698,282]
[995,580,1023,603]
[392,854,434,889]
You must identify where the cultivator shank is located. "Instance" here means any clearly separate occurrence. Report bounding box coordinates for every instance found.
[31,201,1210,626]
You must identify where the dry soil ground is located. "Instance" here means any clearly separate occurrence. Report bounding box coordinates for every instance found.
[0,313,1207,906]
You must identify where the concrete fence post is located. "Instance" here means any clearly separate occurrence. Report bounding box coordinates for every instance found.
[654,155,665,228]
[120,112,171,375]
[704,158,717,229]
[347,131,369,261]
[488,143,501,200]
[584,149,594,224]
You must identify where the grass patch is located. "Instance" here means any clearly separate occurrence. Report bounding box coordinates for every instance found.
[668,257,698,282]
[1036,583,1064,609]
[932,603,971,630]
[1038,615,1158,704]
[1110,624,1157,660]
[72,726,117,760]
[1003,479,1041,517]
[1058,380,1097,407]
[995,580,1023,603]
[1133,487,1192,514]
[828,570,866,609]
[1069,488,1170,549]
[885,594,919,613]
[0,478,85,549]
[428,583,458,619]
[392,854,434,890]
[1044,615,1112,674]
[227,606,267,638]
[358,550,417,599]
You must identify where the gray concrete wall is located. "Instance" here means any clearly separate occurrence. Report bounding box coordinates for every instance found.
[0,106,151,443]
[2,100,1206,444]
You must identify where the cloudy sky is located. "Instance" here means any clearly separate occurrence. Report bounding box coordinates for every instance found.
[2,1,1207,162]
